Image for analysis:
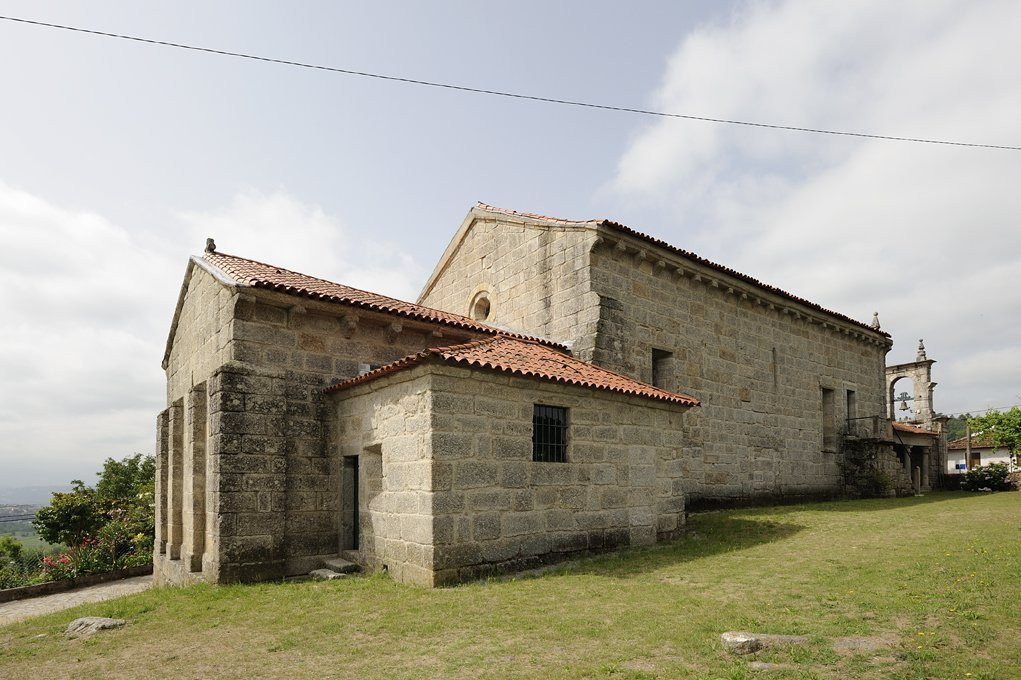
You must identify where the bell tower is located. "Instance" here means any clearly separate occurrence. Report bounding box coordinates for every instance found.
[885,339,937,428]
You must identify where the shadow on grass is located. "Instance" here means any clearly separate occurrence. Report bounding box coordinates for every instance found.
[534,492,997,581]
[562,516,805,580]
[747,490,984,515]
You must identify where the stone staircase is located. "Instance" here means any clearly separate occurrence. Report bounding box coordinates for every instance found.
[308,555,361,581]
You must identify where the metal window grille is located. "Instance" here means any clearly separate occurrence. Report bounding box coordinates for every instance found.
[532,404,568,462]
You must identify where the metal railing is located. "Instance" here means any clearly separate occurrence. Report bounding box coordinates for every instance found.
[843,415,890,441]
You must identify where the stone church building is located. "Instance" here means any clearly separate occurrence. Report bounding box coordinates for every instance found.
[155,203,944,587]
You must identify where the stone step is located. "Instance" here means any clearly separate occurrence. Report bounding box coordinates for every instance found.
[322,557,360,574]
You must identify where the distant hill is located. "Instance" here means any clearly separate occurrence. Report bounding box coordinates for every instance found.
[0,485,71,505]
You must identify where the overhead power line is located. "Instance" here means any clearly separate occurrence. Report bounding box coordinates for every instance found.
[940,404,1021,419]
[2,14,1019,152]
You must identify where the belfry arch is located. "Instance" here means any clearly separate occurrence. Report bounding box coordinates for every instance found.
[885,339,937,428]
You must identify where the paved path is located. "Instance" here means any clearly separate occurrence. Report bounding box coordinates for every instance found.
[0,575,152,627]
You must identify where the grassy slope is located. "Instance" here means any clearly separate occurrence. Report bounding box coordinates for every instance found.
[1,492,1018,679]
[0,519,50,550]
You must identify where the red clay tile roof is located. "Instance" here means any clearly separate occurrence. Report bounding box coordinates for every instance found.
[892,421,939,437]
[203,250,564,348]
[326,335,700,406]
[476,203,890,339]
[947,432,997,450]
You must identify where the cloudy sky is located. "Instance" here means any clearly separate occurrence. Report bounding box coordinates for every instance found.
[1,1,1018,490]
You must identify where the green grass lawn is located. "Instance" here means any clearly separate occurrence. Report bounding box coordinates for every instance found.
[2,491,1019,679]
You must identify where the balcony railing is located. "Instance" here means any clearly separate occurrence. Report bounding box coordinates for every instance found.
[844,415,893,442]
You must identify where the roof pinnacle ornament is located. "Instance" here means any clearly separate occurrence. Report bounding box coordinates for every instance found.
[870,312,880,330]
[205,238,216,253]
[917,338,927,361]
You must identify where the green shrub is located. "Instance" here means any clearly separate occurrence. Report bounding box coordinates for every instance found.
[962,462,1013,491]
[1,453,158,590]
[0,541,61,588]
[32,490,106,546]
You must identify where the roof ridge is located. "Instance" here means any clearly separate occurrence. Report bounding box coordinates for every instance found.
[475,202,602,226]
[474,203,889,338]
[202,250,567,350]
[433,335,504,353]
[208,250,407,303]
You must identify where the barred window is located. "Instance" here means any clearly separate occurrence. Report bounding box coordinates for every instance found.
[532,404,568,462]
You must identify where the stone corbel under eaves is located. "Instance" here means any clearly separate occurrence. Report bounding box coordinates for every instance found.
[591,232,890,349]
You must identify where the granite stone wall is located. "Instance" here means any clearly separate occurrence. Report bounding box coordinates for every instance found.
[417,214,894,508]
[419,214,602,359]
[332,363,693,586]
[427,366,692,584]
[331,371,435,586]
[587,240,890,506]
[157,262,484,585]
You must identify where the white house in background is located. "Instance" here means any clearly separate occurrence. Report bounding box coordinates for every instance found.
[945,431,1014,474]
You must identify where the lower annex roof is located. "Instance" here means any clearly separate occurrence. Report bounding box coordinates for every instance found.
[892,421,939,437]
[326,335,700,407]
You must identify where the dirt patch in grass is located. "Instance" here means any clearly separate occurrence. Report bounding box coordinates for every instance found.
[832,634,896,654]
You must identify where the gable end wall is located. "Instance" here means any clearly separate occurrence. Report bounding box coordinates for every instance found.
[418,216,601,357]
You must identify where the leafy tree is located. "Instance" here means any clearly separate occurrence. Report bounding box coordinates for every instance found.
[968,407,1021,463]
[32,453,156,550]
[943,413,970,442]
[32,490,105,546]
[94,453,156,500]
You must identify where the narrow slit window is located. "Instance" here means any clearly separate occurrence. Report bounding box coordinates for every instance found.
[822,388,836,451]
[532,404,568,462]
[651,348,673,389]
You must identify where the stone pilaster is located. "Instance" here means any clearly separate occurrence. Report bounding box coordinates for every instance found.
[154,409,169,557]
[166,400,185,559]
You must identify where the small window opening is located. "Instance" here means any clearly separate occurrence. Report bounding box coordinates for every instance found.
[532,404,568,462]
[822,388,836,451]
[470,292,491,321]
[651,349,673,389]
[846,389,857,422]
[771,347,779,390]
[341,456,359,550]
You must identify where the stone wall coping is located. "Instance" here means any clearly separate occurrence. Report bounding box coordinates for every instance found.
[329,362,432,401]
[886,358,936,371]
[0,565,153,604]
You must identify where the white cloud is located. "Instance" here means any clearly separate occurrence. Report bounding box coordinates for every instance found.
[613,0,1021,416]
[177,189,424,302]
[0,184,422,488]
